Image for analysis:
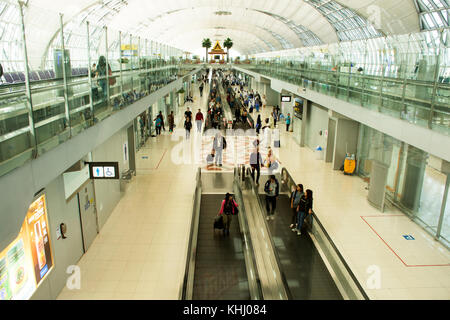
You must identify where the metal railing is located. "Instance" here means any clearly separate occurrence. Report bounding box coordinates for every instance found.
[233,167,264,300]
[237,63,449,136]
[180,168,202,300]
[280,167,369,300]
[0,65,201,178]
[244,166,293,300]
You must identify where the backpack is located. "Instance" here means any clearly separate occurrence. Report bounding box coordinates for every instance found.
[224,201,233,215]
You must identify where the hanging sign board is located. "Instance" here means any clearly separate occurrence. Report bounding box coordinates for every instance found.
[281,96,292,103]
[88,162,120,180]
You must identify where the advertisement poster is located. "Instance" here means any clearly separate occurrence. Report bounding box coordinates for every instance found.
[0,195,53,300]
[294,98,304,119]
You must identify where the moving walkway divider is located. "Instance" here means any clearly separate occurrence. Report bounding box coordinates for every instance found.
[279,167,369,300]
[233,167,264,300]
[242,166,293,300]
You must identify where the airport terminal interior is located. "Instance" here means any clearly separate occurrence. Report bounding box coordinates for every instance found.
[0,0,449,301]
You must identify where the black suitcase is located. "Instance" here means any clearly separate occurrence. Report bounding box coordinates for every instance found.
[214,216,224,230]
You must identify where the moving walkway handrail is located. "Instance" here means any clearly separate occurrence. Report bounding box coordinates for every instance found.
[180,168,202,300]
[233,167,264,300]
[280,167,370,300]
[244,166,293,300]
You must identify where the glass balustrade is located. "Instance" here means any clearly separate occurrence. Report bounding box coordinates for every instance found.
[0,6,197,178]
[234,30,450,137]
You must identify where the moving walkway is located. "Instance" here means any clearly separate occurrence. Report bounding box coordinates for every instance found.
[181,167,369,300]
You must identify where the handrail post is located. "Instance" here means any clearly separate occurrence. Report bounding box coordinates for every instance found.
[18,0,37,156]
[59,13,71,137]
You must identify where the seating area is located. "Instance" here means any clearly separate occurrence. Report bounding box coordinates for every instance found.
[1,68,90,85]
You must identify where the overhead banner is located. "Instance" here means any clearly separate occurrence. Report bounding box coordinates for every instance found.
[0,195,54,300]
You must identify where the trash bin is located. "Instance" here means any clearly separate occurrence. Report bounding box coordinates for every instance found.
[315,146,324,160]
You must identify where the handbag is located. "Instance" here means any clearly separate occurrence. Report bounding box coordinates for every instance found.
[108,66,116,86]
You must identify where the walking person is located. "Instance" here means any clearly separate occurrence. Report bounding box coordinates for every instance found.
[154,115,163,136]
[199,82,204,97]
[255,114,262,135]
[286,113,291,132]
[293,189,314,236]
[290,184,304,229]
[184,117,192,140]
[272,108,278,128]
[250,147,263,185]
[213,131,227,167]
[185,107,192,122]
[264,175,279,221]
[218,193,239,236]
[196,109,204,133]
[157,111,166,132]
[168,111,175,134]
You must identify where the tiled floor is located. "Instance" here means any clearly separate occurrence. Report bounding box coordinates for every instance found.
[57,83,450,300]
[270,106,450,300]
[57,85,207,300]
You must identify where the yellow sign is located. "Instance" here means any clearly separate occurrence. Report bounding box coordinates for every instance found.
[121,44,138,51]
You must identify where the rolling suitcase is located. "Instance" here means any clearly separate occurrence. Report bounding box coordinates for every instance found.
[214,215,224,230]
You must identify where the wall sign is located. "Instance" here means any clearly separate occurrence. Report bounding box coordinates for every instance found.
[281,95,292,103]
[88,162,119,180]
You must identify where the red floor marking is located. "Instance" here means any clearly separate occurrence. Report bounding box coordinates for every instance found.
[154,149,167,170]
[361,215,450,268]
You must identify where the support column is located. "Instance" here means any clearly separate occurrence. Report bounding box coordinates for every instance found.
[400,145,427,212]
[18,1,37,154]
[332,119,360,170]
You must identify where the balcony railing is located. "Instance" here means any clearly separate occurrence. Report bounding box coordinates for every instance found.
[236,63,450,136]
[0,62,199,178]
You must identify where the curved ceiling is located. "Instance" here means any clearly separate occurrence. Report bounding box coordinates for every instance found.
[12,0,425,65]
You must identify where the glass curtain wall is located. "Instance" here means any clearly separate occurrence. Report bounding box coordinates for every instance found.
[244,29,450,136]
[357,124,450,247]
[0,1,192,178]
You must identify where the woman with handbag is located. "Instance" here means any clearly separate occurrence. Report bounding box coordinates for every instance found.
[218,193,239,236]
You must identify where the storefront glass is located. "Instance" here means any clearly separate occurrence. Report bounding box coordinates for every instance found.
[357,124,449,247]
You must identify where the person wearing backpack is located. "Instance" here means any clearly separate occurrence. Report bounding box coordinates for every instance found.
[290,184,304,229]
[264,175,279,221]
[218,193,239,236]
[293,189,314,236]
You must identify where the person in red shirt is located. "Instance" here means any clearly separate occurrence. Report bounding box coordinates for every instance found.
[195,109,204,133]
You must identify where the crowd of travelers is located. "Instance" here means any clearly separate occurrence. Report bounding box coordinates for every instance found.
[213,71,312,237]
